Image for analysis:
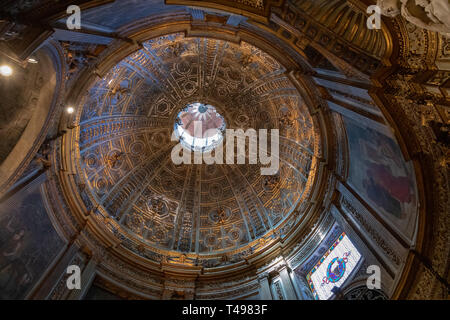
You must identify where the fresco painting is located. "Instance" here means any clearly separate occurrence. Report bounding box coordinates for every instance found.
[343,117,418,239]
[0,180,64,299]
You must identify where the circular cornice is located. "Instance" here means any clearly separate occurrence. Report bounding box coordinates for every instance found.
[50,14,339,286]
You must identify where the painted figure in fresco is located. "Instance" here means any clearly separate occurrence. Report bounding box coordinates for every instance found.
[359,132,403,171]
[358,135,414,219]
[363,174,402,218]
[0,217,25,262]
[0,190,64,299]
[0,218,33,299]
[0,260,32,299]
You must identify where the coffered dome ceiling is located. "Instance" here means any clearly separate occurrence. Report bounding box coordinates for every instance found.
[76,33,318,255]
[2,0,448,301]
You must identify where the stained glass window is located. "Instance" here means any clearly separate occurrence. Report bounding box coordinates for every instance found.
[306,232,362,300]
[174,102,226,153]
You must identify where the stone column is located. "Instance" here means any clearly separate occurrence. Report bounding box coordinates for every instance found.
[67,257,97,300]
[294,274,314,300]
[276,263,298,300]
[257,272,273,300]
[289,270,304,300]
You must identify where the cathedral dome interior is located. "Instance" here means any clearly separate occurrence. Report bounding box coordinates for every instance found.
[0,0,448,301]
[78,33,318,255]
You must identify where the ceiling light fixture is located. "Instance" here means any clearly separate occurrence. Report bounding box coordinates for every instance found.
[67,107,75,114]
[0,65,13,77]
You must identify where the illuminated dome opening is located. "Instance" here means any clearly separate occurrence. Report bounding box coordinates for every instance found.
[174,102,226,152]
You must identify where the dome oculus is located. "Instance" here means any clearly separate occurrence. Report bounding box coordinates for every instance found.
[174,103,226,153]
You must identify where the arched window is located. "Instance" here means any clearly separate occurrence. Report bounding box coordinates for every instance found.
[306,232,362,300]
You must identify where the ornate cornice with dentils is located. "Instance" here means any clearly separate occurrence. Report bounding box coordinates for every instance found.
[43,15,342,296]
[9,0,446,299]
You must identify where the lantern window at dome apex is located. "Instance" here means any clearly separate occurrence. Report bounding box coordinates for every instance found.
[174,103,226,153]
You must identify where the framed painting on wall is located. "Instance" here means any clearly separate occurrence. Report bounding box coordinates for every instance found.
[0,176,65,299]
[342,116,418,241]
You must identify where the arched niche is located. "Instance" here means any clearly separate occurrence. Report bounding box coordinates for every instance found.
[342,283,388,300]
[0,42,63,194]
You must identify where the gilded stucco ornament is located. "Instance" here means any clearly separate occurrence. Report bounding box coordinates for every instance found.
[377,0,450,35]
[71,32,324,262]
[1,0,447,301]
